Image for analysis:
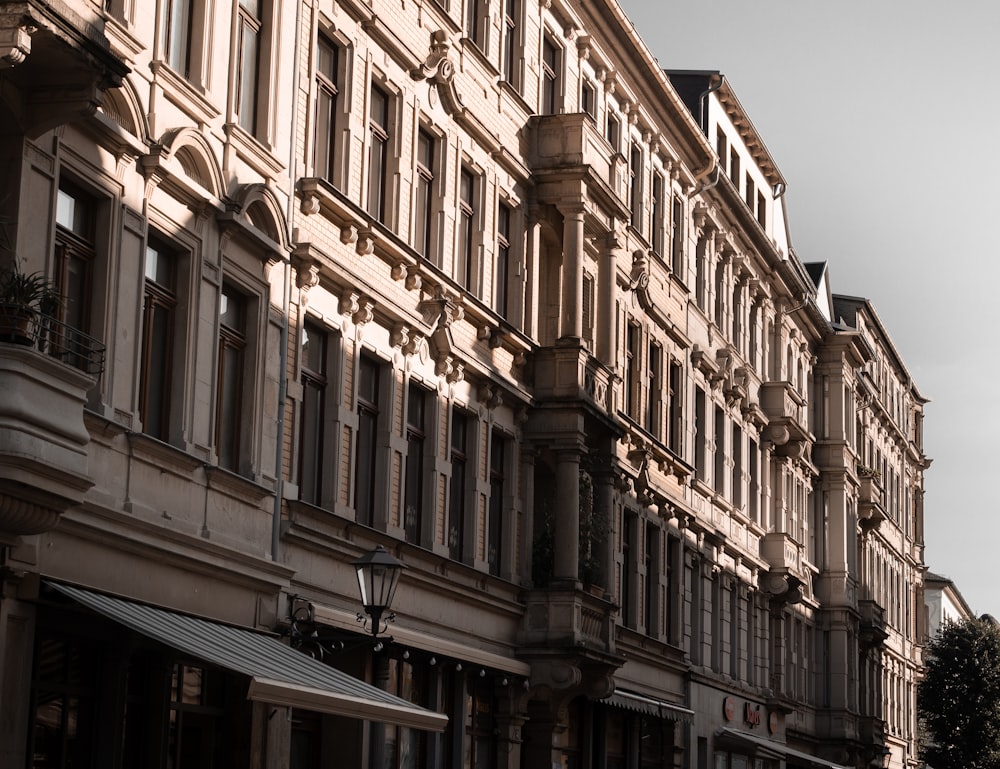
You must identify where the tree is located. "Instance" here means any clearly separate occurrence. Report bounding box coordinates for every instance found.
[919,617,1000,769]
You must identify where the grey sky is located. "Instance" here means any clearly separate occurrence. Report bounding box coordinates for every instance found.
[616,0,1000,615]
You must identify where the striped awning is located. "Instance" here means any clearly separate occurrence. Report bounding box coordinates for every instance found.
[47,582,447,732]
[605,688,694,723]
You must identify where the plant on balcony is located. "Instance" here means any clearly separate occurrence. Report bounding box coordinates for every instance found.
[857,464,880,480]
[0,262,61,345]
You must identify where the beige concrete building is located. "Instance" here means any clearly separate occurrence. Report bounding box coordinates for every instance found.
[0,1,929,769]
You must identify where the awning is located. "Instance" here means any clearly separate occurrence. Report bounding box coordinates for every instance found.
[716,727,850,769]
[605,688,694,723]
[47,582,448,732]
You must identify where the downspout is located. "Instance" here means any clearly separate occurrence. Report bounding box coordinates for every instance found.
[698,73,725,133]
[689,73,725,198]
[272,0,306,562]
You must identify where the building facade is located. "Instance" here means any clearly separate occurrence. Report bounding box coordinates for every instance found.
[0,1,929,769]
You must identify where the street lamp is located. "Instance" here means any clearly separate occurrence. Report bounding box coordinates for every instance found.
[353,545,405,637]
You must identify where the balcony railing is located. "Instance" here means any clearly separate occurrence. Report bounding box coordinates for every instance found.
[0,306,105,375]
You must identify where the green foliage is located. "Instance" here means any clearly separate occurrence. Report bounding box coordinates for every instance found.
[0,262,60,313]
[919,618,1000,769]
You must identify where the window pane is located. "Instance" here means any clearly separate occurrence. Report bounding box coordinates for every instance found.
[237,14,260,133]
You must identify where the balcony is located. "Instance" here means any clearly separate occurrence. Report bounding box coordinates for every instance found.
[517,585,624,701]
[858,472,886,534]
[761,532,805,579]
[531,344,615,417]
[0,328,99,543]
[760,381,812,457]
[858,599,889,648]
[0,0,129,137]
[527,114,628,216]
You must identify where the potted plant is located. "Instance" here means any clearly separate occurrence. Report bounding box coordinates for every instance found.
[0,262,61,345]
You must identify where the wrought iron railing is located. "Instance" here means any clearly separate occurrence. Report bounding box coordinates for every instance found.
[0,306,106,375]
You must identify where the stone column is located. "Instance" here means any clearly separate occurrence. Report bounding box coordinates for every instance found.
[597,230,623,365]
[524,204,542,339]
[558,203,586,342]
[553,447,581,584]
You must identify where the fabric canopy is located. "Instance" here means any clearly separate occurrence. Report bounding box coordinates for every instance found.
[48,581,448,732]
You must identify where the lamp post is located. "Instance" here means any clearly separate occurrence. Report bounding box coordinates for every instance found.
[352,545,405,769]
[352,544,405,638]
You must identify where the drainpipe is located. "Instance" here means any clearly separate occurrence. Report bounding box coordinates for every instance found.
[697,73,725,133]
[688,73,725,198]
[271,0,306,562]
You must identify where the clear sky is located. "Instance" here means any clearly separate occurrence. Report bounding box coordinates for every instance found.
[616,0,1000,615]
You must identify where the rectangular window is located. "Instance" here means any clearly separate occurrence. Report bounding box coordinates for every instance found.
[457,168,477,292]
[298,321,328,506]
[466,0,487,49]
[314,35,339,181]
[732,424,743,508]
[355,355,380,526]
[694,386,706,481]
[368,85,390,223]
[606,112,620,152]
[163,0,193,76]
[729,146,740,186]
[667,360,682,455]
[488,430,506,577]
[629,142,643,229]
[582,273,594,346]
[414,129,436,260]
[745,173,755,209]
[716,131,727,166]
[646,342,661,436]
[235,0,261,134]
[625,322,640,420]
[496,202,511,317]
[644,524,659,636]
[622,513,636,628]
[670,194,684,274]
[141,236,178,441]
[713,406,725,495]
[756,190,767,227]
[541,35,560,115]
[449,409,468,561]
[404,383,427,545]
[651,172,665,257]
[502,0,521,86]
[581,79,596,118]
[217,284,247,472]
[54,181,95,342]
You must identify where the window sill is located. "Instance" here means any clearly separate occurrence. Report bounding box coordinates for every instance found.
[150,61,221,127]
[224,122,286,180]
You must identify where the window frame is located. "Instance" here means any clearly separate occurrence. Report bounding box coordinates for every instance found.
[413,127,439,262]
[234,0,263,135]
[313,33,342,183]
[140,233,181,443]
[367,82,395,225]
[540,33,562,115]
